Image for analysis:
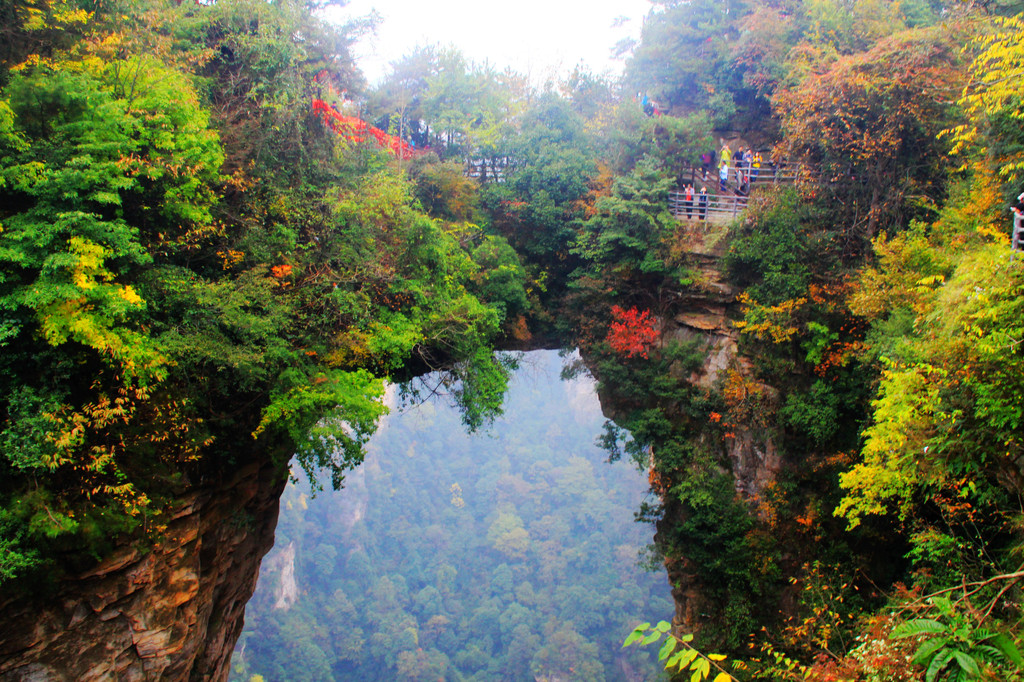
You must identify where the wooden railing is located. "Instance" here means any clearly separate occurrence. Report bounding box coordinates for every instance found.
[669,159,807,222]
[464,157,510,183]
[676,161,805,191]
[668,191,748,220]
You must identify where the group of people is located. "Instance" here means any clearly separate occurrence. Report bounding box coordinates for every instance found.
[638,92,662,117]
[677,141,775,221]
[1010,192,1024,251]
[680,184,710,221]
[716,144,764,194]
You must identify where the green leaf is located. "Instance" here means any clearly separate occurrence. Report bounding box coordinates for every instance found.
[641,631,662,645]
[659,636,678,661]
[893,618,948,638]
[926,648,954,682]
[655,620,672,633]
[913,637,950,665]
[989,633,1024,667]
[932,597,954,617]
[950,650,980,677]
[623,628,646,647]
[676,648,699,671]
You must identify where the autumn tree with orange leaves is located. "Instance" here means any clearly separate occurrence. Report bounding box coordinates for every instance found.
[774,26,964,240]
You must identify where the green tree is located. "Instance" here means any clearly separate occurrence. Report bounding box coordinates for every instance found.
[571,155,679,298]
[624,0,758,125]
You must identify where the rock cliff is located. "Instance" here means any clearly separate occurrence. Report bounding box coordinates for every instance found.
[0,458,287,682]
[665,248,780,500]
[594,225,780,635]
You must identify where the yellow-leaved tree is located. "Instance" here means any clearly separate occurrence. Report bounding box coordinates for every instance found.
[947,13,1024,181]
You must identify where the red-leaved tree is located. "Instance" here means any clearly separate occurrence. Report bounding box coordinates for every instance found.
[607,306,658,359]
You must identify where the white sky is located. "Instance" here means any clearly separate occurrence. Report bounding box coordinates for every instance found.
[330,0,652,86]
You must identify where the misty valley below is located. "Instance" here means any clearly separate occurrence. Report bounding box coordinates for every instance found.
[229,350,672,682]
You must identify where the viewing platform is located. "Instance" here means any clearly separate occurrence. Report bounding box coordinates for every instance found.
[669,160,805,223]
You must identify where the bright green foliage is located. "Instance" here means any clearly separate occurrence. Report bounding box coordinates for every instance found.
[892,597,1023,681]
[449,348,517,432]
[837,236,1024,531]
[624,620,738,681]
[320,171,505,373]
[836,362,940,527]
[172,0,370,177]
[0,56,222,384]
[640,112,715,185]
[416,49,512,154]
[256,369,386,490]
[482,94,598,311]
[368,46,523,159]
[725,187,820,305]
[469,236,529,322]
[0,48,230,576]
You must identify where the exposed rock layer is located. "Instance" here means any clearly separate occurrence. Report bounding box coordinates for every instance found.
[0,458,287,682]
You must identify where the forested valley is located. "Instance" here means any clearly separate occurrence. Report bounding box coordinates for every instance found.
[230,350,672,681]
[3,0,1024,680]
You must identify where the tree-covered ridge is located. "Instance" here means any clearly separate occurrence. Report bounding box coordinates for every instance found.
[0,0,527,585]
[587,1,1024,678]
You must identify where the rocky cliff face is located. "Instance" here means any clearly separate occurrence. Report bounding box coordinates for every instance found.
[660,245,780,634]
[0,458,287,682]
[664,249,780,500]
[594,227,781,635]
